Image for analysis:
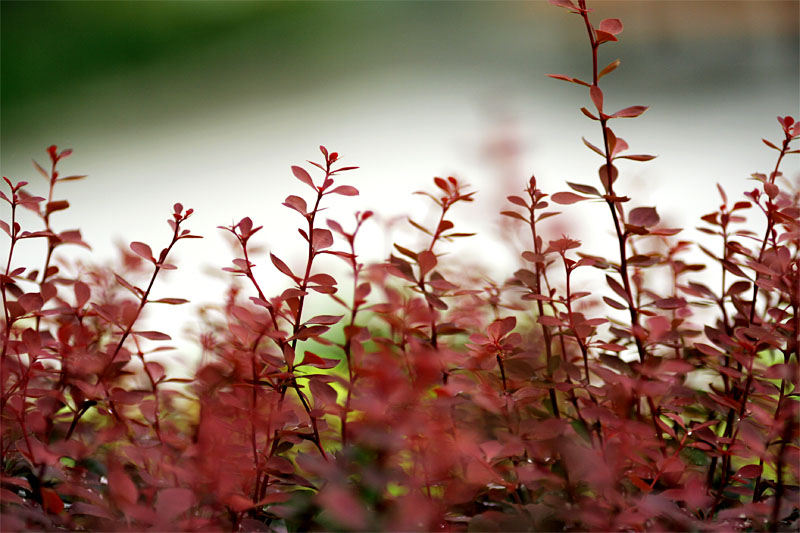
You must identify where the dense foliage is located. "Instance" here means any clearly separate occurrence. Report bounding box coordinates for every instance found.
[2,1,798,531]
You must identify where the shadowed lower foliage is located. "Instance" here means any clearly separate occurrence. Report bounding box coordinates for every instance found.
[2,1,798,531]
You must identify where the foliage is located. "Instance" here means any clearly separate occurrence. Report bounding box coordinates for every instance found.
[2,1,798,531]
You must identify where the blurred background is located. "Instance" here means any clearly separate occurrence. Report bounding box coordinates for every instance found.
[2,1,798,356]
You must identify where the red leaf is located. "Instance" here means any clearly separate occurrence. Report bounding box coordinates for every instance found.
[133,330,172,341]
[46,200,69,215]
[130,241,154,261]
[310,379,338,408]
[552,192,590,205]
[599,18,623,35]
[155,488,195,521]
[308,273,336,286]
[537,315,563,327]
[590,85,603,112]
[616,154,657,162]
[74,281,91,308]
[598,163,618,190]
[306,314,343,325]
[283,195,308,216]
[41,487,64,514]
[270,253,298,281]
[603,296,627,310]
[595,30,618,44]
[546,73,590,87]
[417,250,437,277]
[629,207,660,227]
[735,464,762,479]
[151,298,189,305]
[549,0,579,10]
[291,165,315,189]
[328,185,359,196]
[598,59,620,79]
[108,467,138,506]
[311,228,334,250]
[299,351,340,369]
[612,105,648,118]
[606,275,631,303]
[567,182,600,196]
[488,316,516,340]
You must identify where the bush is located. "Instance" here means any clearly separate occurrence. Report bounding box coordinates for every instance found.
[2,1,798,531]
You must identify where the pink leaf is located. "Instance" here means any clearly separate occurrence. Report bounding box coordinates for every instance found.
[599,18,623,35]
[612,105,648,118]
[328,185,359,196]
[134,330,172,341]
[291,165,315,189]
[590,85,603,113]
[130,241,154,261]
[552,192,590,205]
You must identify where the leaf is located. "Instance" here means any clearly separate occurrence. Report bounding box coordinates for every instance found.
[155,488,195,521]
[41,487,64,514]
[328,185,359,196]
[735,464,762,479]
[603,296,627,310]
[537,315,562,327]
[74,281,91,308]
[130,241,154,262]
[394,244,418,260]
[552,192,590,205]
[58,174,88,182]
[629,207,660,227]
[488,316,516,340]
[46,200,70,215]
[306,315,343,326]
[291,165,315,189]
[599,163,618,190]
[311,228,334,250]
[133,331,172,341]
[599,18,623,35]
[299,351,340,369]
[611,105,648,118]
[114,274,142,298]
[598,59,620,79]
[308,273,336,286]
[290,325,330,341]
[549,0,579,11]
[501,210,529,222]
[145,362,166,383]
[606,274,631,304]
[32,159,50,179]
[567,182,600,196]
[282,195,308,216]
[270,253,298,281]
[507,195,528,208]
[417,250,437,277]
[616,154,657,162]
[546,73,590,87]
[151,298,189,305]
[582,137,605,157]
[595,30,618,45]
[108,467,138,506]
[590,85,603,113]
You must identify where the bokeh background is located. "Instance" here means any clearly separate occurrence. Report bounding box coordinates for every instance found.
[2,1,798,355]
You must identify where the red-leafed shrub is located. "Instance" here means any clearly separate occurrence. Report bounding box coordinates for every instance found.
[2,1,798,531]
